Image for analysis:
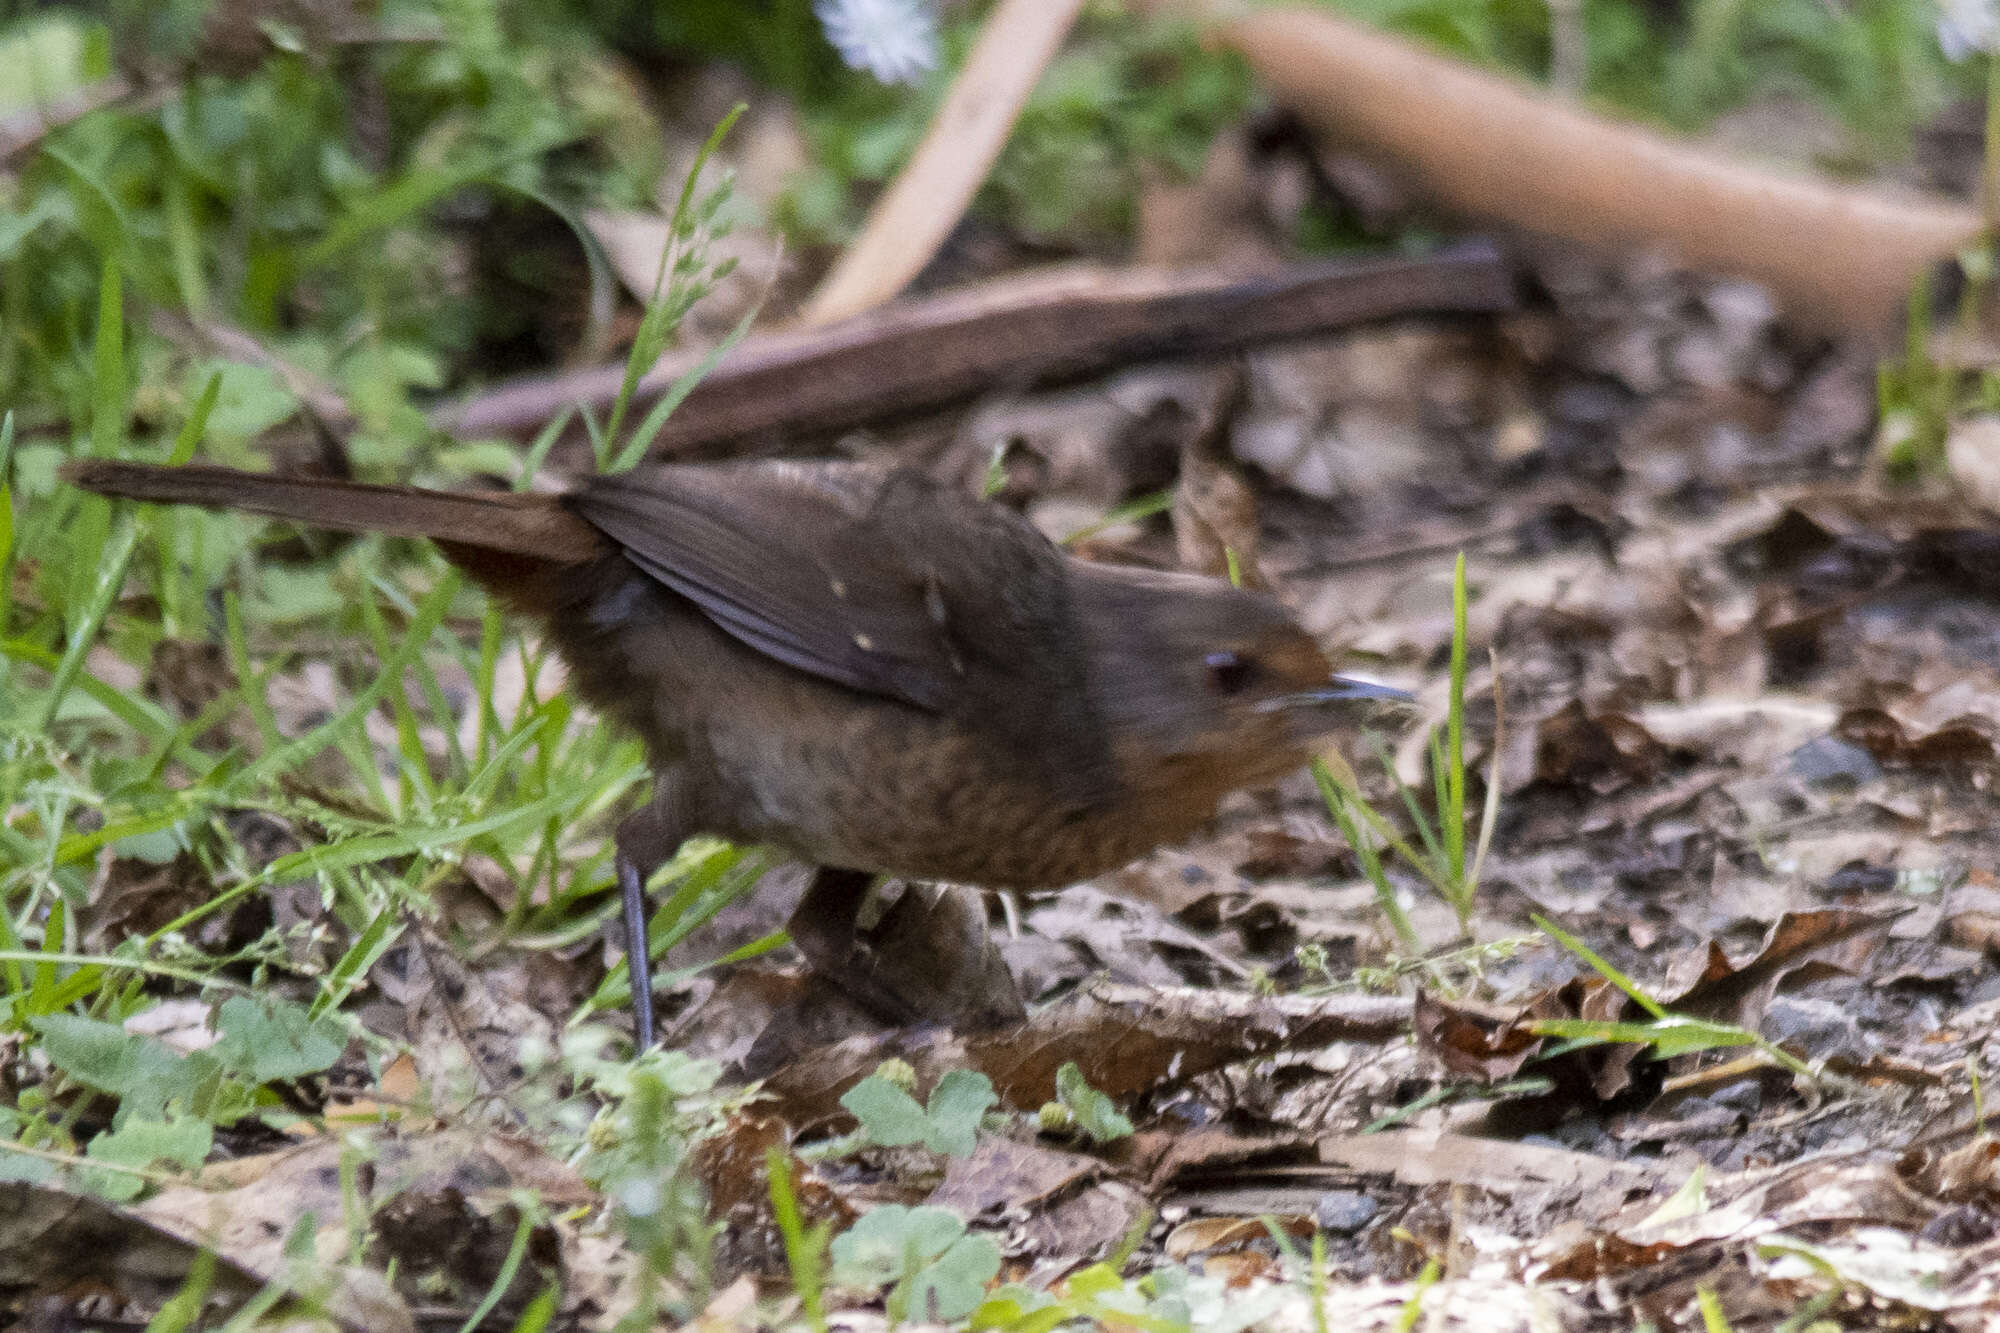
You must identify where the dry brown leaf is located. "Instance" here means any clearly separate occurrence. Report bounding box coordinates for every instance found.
[758,983,1410,1125]
[0,1178,410,1333]
[1532,700,1668,792]
[1162,1214,1310,1260]
[928,1135,1104,1219]
[1319,1128,1651,1202]
[1413,989,1545,1082]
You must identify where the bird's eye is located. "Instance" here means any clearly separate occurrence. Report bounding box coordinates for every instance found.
[1204,651,1256,694]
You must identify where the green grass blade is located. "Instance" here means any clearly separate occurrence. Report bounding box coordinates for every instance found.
[0,639,173,743]
[1445,552,1468,882]
[356,582,439,813]
[1060,489,1175,546]
[89,258,126,459]
[168,372,222,466]
[608,300,758,473]
[33,519,138,732]
[653,848,772,955]
[603,104,743,449]
[1383,735,1448,877]
[1532,913,1667,1019]
[255,786,585,885]
[0,885,28,1005]
[517,407,571,491]
[0,947,258,996]
[222,591,283,753]
[304,135,565,267]
[0,412,14,633]
[54,800,200,868]
[453,1208,538,1333]
[156,373,223,635]
[1314,759,1418,953]
[163,168,209,320]
[1466,648,1504,895]
[43,148,133,280]
[231,572,460,791]
[456,710,552,807]
[311,894,405,1020]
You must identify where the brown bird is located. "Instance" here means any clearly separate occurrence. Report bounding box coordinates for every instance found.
[62,457,1411,1047]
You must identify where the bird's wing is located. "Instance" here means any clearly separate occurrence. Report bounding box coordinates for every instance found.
[571,462,1063,715]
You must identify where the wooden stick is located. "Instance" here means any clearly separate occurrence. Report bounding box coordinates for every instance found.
[0,74,134,164]
[436,242,1516,454]
[1181,3,1979,331]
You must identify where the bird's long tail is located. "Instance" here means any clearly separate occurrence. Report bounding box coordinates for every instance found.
[60,459,607,563]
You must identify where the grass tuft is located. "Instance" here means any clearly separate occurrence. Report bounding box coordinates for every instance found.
[1315,553,1498,956]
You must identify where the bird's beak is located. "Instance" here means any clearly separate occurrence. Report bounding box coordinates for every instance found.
[1259,676,1417,740]
[1295,675,1417,707]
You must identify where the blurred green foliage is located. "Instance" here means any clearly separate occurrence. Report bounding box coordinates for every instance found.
[1321,0,1963,153]
[0,2,1982,1313]
[776,8,1255,245]
[0,0,1976,452]
[1,0,1978,1097]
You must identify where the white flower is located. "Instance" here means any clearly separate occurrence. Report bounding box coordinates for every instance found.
[1939,0,2000,60]
[815,0,940,86]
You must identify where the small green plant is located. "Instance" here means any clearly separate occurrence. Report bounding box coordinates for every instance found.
[1038,1061,1134,1145]
[2,995,344,1200]
[1319,934,1537,996]
[973,1255,1289,1333]
[3,127,762,1333]
[1746,1237,1851,1329]
[1060,489,1175,546]
[1395,1258,1443,1331]
[566,1040,730,1326]
[1315,553,1498,951]
[1877,12,2000,479]
[832,1064,997,1157]
[581,837,785,1030]
[830,1204,1002,1324]
[768,1147,835,1333]
[1528,914,1814,1081]
[1696,1284,1735,1332]
[1871,243,2000,483]
[595,105,757,475]
[1363,1073,1556,1133]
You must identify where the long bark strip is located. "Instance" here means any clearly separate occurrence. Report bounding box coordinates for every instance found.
[1199,4,1978,332]
[438,242,1515,455]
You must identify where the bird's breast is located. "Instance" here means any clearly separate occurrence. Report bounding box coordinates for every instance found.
[701,694,1214,889]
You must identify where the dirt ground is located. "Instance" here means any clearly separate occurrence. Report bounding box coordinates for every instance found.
[29,241,2000,1332]
[554,238,2000,1327]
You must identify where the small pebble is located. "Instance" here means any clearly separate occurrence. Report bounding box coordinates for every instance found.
[1315,1190,1378,1234]
[1761,994,1874,1065]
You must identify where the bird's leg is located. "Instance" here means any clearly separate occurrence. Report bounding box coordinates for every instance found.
[787,869,1024,1028]
[786,867,922,1023]
[614,791,687,1051]
[617,854,656,1050]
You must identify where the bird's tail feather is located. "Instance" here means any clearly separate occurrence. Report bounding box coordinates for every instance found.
[61,459,606,563]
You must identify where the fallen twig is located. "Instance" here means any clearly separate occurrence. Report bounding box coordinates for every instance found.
[437,241,1515,454]
[0,74,136,164]
[1160,2,1979,331]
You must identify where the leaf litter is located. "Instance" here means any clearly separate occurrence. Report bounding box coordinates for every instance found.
[668,237,2000,1324]
[27,174,2000,1333]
